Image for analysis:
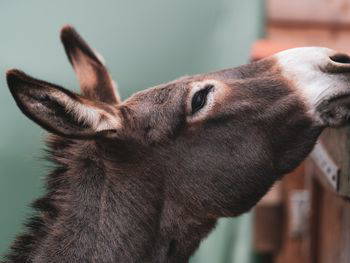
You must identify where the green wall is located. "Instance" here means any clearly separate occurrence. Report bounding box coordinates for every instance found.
[0,1,264,261]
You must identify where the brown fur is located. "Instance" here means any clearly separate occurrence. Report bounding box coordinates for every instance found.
[3,27,348,263]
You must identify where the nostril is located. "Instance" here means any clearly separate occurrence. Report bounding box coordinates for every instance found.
[330,53,350,64]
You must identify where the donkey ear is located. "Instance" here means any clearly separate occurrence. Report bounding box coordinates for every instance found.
[60,25,121,104]
[7,69,122,139]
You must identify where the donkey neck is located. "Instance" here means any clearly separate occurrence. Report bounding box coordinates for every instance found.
[14,136,216,263]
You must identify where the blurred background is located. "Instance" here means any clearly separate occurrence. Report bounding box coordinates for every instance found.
[0,1,263,262]
[2,1,350,263]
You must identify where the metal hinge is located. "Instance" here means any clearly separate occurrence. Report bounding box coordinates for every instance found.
[289,190,310,238]
[310,142,340,190]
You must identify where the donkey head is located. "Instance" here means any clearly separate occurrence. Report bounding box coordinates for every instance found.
[7,26,350,218]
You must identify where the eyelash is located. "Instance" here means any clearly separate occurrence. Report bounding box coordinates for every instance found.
[191,85,214,114]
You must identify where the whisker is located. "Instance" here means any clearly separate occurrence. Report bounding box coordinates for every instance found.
[314,86,333,107]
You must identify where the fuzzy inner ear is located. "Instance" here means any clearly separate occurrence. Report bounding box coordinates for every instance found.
[7,69,121,139]
[60,25,121,104]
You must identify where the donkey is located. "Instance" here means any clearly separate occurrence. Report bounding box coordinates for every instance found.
[3,25,350,262]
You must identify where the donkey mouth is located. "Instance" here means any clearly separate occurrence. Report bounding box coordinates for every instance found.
[317,92,350,127]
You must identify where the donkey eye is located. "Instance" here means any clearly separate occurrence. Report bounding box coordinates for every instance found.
[191,85,214,114]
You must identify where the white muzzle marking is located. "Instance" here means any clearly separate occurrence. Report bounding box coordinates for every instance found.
[274,47,350,123]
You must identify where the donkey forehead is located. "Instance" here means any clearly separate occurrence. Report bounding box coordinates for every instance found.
[127,46,344,108]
